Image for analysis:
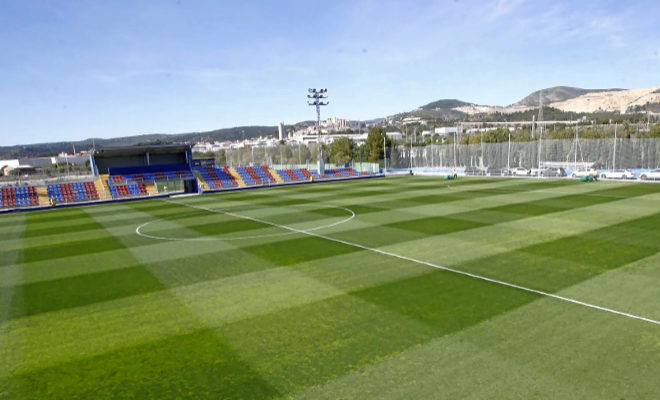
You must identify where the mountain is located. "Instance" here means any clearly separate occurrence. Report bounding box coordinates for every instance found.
[0,126,278,159]
[3,86,659,158]
[514,86,624,107]
[405,86,660,118]
[408,99,473,119]
[547,87,660,113]
[417,99,472,110]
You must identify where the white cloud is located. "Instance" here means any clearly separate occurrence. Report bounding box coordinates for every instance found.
[489,0,526,20]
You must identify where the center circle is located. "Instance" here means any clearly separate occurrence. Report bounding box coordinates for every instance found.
[135,203,355,242]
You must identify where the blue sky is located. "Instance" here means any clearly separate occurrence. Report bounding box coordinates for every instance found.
[1,0,659,145]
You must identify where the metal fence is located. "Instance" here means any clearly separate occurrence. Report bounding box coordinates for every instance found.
[221,144,378,172]
[388,138,660,171]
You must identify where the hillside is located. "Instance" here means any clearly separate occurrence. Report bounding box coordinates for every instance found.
[514,86,623,107]
[548,87,660,113]
[4,85,659,159]
[0,126,278,159]
[417,99,472,110]
[413,86,660,118]
[409,99,473,119]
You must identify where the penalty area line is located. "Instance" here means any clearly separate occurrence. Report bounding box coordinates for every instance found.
[163,199,660,326]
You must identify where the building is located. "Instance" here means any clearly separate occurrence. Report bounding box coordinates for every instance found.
[465,127,515,134]
[278,122,285,141]
[434,126,464,136]
[401,117,423,125]
[386,132,403,141]
[0,155,88,176]
[324,117,349,129]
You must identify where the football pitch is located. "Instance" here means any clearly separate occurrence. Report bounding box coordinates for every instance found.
[1,176,659,399]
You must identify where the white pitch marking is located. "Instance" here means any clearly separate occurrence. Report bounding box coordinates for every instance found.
[135,203,355,242]
[157,198,660,326]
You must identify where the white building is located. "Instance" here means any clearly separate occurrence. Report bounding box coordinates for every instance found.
[401,117,422,125]
[386,132,403,141]
[465,127,515,134]
[434,126,463,136]
[278,122,284,141]
[323,117,349,129]
[191,142,215,153]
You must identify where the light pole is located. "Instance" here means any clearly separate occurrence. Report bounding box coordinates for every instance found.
[307,88,329,174]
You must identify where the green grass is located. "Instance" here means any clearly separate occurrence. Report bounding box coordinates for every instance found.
[1,176,659,399]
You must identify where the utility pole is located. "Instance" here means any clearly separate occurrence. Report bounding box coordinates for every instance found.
[383,136,387,173]
[307,88,329,174]
[410,127,413,170]
[453,133,457,168]
[538,90,544,127]
[507,133,511,171]
[574,122,578,170]
[613,122,617,170]
[537,124,543,177]
[480,131,484,169]
[536,91,544,176]
[431,140,434,168]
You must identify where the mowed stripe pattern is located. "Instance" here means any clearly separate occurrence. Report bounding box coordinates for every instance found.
[1,177,658,399]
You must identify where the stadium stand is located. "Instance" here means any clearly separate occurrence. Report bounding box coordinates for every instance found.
[107,165,194,185]
[36,186,50,206]
[194,170,210,191]
[276,169,292,182]
[194,166,238,189]
[1,186,39,208]
[276,168,311,182]
[107,183,148,198]
[102,162,196,197]
[227,167,246,187]
[144,182,158,195]
[269,168,284,183]
[235,167,258,185]
[327,168,344,177]
[248,166,270,184]
[292,169,306,180]
[323,167,360,178]
[260,166,277,183]
[194,165,370,192]
[309,169,322,180]
[0,163,374,209]
[47,182,100,203]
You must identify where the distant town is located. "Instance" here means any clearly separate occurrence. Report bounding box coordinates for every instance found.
[191,116,472,154]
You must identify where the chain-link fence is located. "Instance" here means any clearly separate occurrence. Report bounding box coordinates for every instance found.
[220,144,378,172]
[0,172,96,188]
[388,138,660,171]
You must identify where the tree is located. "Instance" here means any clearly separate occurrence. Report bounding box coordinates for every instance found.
[649,124,660,138]
[215,150,227,166]
[193,151,216,159]
[329,137,354,166]
[366,127,391,162]
[352,144,369,164]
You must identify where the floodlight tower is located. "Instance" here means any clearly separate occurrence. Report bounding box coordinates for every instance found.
[308,88,329,174]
